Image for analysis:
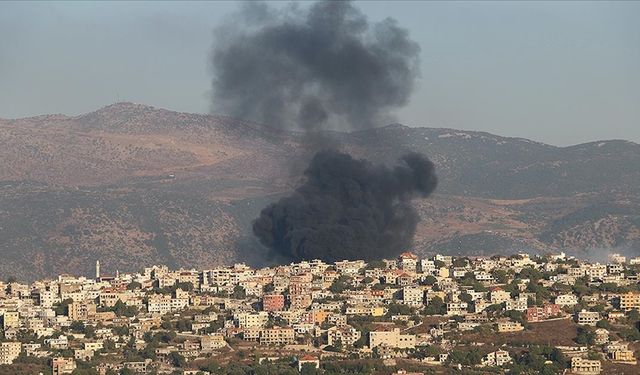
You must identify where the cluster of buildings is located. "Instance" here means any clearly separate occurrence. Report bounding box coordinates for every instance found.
[0,252,638,374]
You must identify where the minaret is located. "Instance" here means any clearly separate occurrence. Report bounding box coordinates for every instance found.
[96,260,100,280]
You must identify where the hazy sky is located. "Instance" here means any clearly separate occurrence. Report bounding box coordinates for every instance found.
[1,1,638,146]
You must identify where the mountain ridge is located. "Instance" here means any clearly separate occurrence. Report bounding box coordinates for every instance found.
[3,102,637,148]
[1,103,638,280]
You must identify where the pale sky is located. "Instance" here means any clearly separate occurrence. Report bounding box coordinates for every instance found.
[1,1,639,146]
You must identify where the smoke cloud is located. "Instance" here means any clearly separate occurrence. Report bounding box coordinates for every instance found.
[211,1,436,262]
[252,150,438,262]
[210,0,420,131]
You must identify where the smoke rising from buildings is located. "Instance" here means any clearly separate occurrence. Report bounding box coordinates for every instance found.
[210,0,420,131]
[210,1,436,262]
[252,150,437,262]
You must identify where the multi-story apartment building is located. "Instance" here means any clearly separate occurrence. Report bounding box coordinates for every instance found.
[619,292,640,311]
[446,301,468,316]
[289,294,313,310]
[420,259,436,274]
[506,296,528,312]
[334,260,365,276]
[555,293,579,307]
[147,295,172,315]
[0,342,21,364]
[570,357,601,374]
[482,350,513,367]
[525,304,561,322]
[369,328,415,349]
[402,286,424,307]
[1,311,19,330]
[577,310,600,326]
[68,300,97,321]
[345,305,385,317]
[235,311,268,328]
[51,357,76,375]
[327,326,361,347]
[31,289,57,308]
[259,327,295,345]
[262,294,285,312]
[586,264,607,280]
[200,334,226,350]
[490,288,511,304]
[497,321,524,333]
[398,252,418,273]
[607,263,624,275]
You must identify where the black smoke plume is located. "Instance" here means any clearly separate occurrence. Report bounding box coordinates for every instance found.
[210,1,436,262]
[210,1,420,131]
[252,150,438,262]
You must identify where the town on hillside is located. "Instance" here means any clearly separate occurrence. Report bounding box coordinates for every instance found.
[1,252,640,375]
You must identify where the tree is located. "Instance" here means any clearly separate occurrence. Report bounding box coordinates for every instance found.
[575,326,595,345]
[84,325,96,339]
[55,298,74,316]
[587,351,601,360]
[484,303,504,315]
[527,282,550,302]
[618,327,640,342]
[103,339,117,352]
[353,329,369,348]
[176,319,192,332]
[126,281,142,290]
[168,351,186,367]
[365,260,386,270]
[459,293,473,304]
[112,300,138,317]
[175,282,194,291]
[505,310,525,324]
[551,282,572,294]
[330,277,351,294]
[112,326,129,337]
[452,257,468,267]
[231,285,246,299]
[422,275,437,286]
[69,321,86,333]
[492,269,509,284]
[140,342,158,360]
[263,283,275,293]
[424,296,446,315]
[386,303,413,316]
[550,347,569,369]
[627,309,640,322]
[448,348,481,365]
[300,363,319,375]
[520,267,543,282]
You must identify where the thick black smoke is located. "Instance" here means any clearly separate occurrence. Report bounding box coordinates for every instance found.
[252,150,438,262]
[210,1,420,130]
[211,1,436,262]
